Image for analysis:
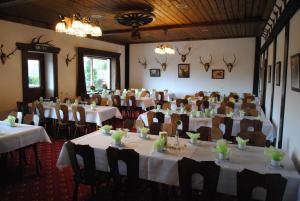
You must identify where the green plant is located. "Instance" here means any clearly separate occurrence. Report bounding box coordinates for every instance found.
[264,146,285,161]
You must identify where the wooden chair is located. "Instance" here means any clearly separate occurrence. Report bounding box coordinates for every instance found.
[94,94,102,105]
[217,106,233,114]
[180,114,189,138]
[178,157,220,201]
[250,131,267,147]
[140,90,150,97]
[17,101,30,123]
[240,119,262,133]
[162,102,171,110]
[195,91,205,98]
[36,102,52,130]
[155,91,165,105]
[155,112,165,123]
[237,169,287,201]
[126,96,141,119]
[176,99,188,107]
[55,104,72,138]
[162,123,172,136]
[171,113,181,135]
[245,108,259,117]
[147,111,155,126]
[196,126,211,141]
[241,103,256,110]
[226,101,235,109]
[72,106,91,138]
[212,116,233,140]
[66,142,109,201]
[149,122,162,135]
[211,126,223,140]
[134,119,145,130]
[196,100,203,111]
[23,114,34,125]
[202,100,209,109]
[184,104,192,112]
[123,119,135,131]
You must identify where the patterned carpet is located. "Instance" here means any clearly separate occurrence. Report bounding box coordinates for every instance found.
[0,139,93,201]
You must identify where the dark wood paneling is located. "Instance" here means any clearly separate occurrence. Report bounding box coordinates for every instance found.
[0,0,276,44]
[125,44,129,89]
[253,37,261,96]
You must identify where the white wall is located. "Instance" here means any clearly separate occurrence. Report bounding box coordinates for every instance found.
[130,38,256,97]
[265,42,274,120]
[282,9,300,170]
[0,20,125,113]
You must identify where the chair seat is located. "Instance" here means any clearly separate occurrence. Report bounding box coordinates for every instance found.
[74,169,109,185]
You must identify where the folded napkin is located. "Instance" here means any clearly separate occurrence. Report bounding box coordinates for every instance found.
[213,139,230,155]
[153,138,165,151]
[111,131,125,142]
[264,146,285,162]
[186,132,200,140]
[101,125,112,133]
[140,127,149,134]
[236,136,248,146]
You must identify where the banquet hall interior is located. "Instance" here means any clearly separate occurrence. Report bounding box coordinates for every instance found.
[0,0,300,201]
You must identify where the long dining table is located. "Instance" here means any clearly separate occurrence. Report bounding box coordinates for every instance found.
[56,130,300,201]
[137,110,275,141]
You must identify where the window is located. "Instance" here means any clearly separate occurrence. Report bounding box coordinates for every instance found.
[28,59,41,88]
[84,56,110,91]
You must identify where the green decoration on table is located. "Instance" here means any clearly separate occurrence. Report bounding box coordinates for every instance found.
[176,120,182,127]
[213,139,230,159]
[4,115,16,127]
[39,97,44,103]
[101,125,112,134]
[226,112,234,118]
[153,138,165,152]
[186,132,200,140]
[111,131,125,142]
[91,101,96,109]
[140,127,149,134]
[236,136,249,149]
[264,146,285,162]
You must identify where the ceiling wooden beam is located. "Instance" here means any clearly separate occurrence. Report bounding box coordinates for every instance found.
[103,17,265,35]
[0,0,36,7]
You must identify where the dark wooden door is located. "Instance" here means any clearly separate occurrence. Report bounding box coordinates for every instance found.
[23,52,45,102]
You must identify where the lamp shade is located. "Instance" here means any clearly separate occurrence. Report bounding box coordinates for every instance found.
[55,22,66,33]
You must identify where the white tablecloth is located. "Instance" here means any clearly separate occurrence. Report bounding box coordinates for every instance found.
[42,104,122,126]
[56,131,300,201]
[137,111,275,141]
[0,121,51,153]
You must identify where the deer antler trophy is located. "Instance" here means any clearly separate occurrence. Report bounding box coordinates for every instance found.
[223,55,236,72]
[138,57,147,69]
[65,53,76,67]
[176,47,191,62]
[200,55,212,72]
[0,44,17,65]
[155,56,167,71]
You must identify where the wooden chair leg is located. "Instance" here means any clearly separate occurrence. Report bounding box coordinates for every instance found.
[72,182,79,201]
[32,144,41,175]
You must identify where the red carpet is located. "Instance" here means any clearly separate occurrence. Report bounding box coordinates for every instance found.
[0,139,92,201]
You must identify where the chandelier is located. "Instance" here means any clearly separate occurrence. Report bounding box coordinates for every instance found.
[55,14,102,37]
[154,43,175,54]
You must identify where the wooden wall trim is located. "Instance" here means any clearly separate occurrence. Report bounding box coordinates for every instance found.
[278,23,290,148]
[125,44,129,89]
[253,37,261,96]
[260,0,300,54]
[270,38,277,121]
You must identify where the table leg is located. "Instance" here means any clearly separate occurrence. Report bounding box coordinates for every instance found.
[0,153,8,190]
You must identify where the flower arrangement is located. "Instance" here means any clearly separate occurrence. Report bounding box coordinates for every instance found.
[140,127,149,134]
[56,98,61,104]
[90,85,95,91]
[101,125,112,134]
[111,131,125,145]
[91,101,96,109]
[213,139,230,160]
[4,115,16,127]
[186,132,200,144]
[153,138,165,152]
[159,131,168,146]
[264,146,285,166]
[39,97,44,103]
[236,136,249,149]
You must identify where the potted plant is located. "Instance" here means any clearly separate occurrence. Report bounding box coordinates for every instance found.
[264,146,285,167]
[101,125,112,135]
[111,131,125,146]
[236,136,248,150]
[186,132,200,144]
[213,139,230,160]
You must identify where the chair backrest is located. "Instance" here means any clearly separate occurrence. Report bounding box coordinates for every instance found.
[178,157,220,201]
[111,95,121,107]
[36,102,45,121]
[94,94,102,105]
[155,91,164,102]
[134,119,145,129]
[140,90,150,97]
[202,100,209,109]
[176,99,188,107]
[147,111,155,126]
[241,103,256,110]
[106,147,139,187]
[237,169,287,201]
[250,131,266,147]
[23,114,34,125]
[195,91,205,97]
[180,114,189,138]
[66,141,97,183]
[60,104,69,123]
[162,102,171,110]
[123,119,135,131]
[17,101,30,115]
[76,106,86,125]
[196,126,211,141]
[184,104,192,112]
[240,119,262,133]
[155,112,165,123]
[196,100,202,111]
[226,101,235,109]
[127,96,137,107]
[245,108,259,117]
[55,104,63,123]
[237,131,252,140]
[162,123,172,136]
[171,113,181,135]
[149,122,162,135]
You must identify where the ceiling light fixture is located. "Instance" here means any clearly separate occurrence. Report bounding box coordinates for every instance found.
[154,43,175,55]
[55,14,102,37]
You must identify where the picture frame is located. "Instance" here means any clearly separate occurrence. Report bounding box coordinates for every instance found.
[178,63,190,78]
[149,69,161,77]
[275,61,281,86]
[267,65,272,83]
[291,53,300,92]
[212,69,225,79]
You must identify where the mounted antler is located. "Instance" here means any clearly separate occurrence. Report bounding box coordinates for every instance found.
[0,44,17,65]
[155,56,167,71]
[138,57,147,69]
[200,55,212,72]
[65,53,76,67]
[176,47,191,62]
[223,55,236,72]
[31,35,54,47]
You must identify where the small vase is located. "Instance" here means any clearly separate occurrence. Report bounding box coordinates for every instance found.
[218,153,226,160]
[238,143,246,150]
[175,130,180,149]
[271,159,281,167]
[190,138,197,144]
[114,140,122,147]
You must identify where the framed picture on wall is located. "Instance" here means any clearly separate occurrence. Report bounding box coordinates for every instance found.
[267,65,272,83]
[291,53,300,92]
[178,64,190,78]
[212,69,224,79]
[275,61,281,86]
[149,69,161,77]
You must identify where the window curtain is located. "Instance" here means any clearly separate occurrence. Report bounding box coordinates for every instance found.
[115,56,121,90]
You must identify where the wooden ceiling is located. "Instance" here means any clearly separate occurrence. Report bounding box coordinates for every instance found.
[0,0,275,44]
